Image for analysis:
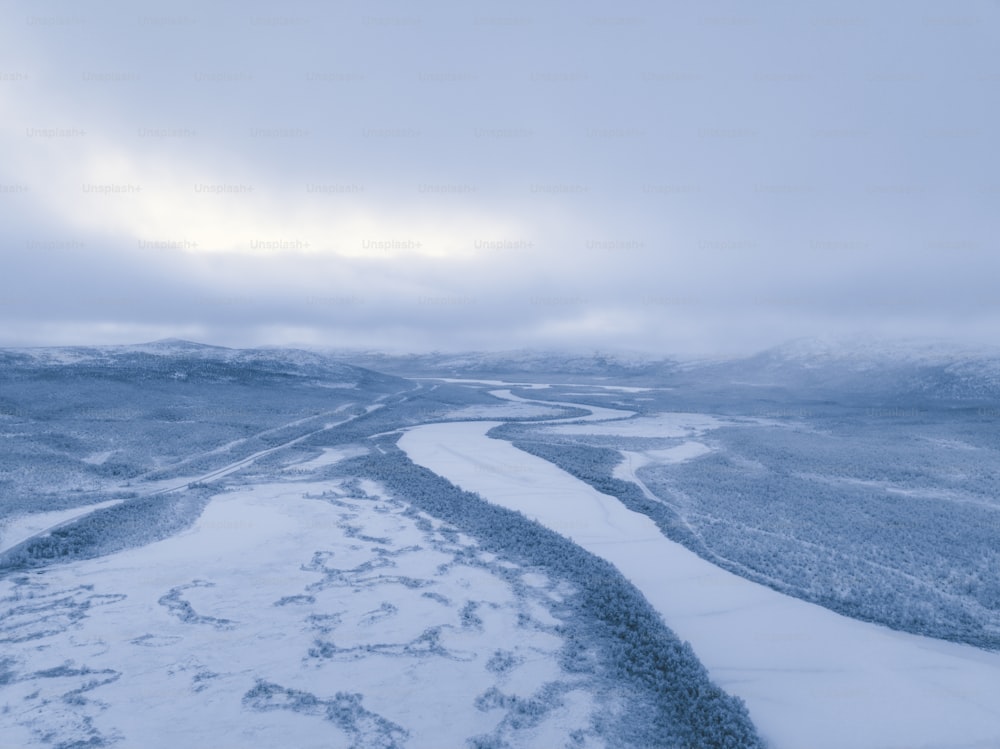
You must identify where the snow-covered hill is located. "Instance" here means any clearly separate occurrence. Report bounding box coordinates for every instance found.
[632,337,1000,403]
[3,339,405,391]
[321,348,674,380]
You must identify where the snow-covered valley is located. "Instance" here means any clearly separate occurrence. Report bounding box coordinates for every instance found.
[4,342,1000,748]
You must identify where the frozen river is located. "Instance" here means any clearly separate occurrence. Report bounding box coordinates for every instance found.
[400,406,1000,749]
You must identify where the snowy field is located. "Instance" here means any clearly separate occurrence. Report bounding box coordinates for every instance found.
[488,390,634,423]
[0,473,620,748]
[283,446,369,473]
[441,401,565,420]
[612,443,713,485]
[0,500,123,555]
[400,417,1000,749]
[539,412,730,438]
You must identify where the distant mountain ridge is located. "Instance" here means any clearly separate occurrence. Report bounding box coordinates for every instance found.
[673,337,1000,403]
[319,348,674,379]
[4,337,1000,402]
[0,339,405,392]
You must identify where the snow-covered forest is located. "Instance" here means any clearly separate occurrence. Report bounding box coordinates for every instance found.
[2,341,1000,748]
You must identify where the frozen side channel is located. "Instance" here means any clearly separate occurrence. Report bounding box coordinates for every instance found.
[399,420,1000,749]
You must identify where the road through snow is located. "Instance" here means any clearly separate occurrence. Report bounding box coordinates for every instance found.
[2,403,382,560]
[399,410,1000,749]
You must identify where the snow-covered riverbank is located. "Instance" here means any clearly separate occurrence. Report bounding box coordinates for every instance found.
[400,419,1000,749]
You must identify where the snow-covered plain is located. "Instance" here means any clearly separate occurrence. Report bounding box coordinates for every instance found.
[419,378,652,394]
[400,417,1000,749]
[612,443,712,486]
[488,390,634,423]
[0,472,618,748]
[442,401,564,420]
[0,500,123,554]
[285,445,369,472]
[540,412,730,438]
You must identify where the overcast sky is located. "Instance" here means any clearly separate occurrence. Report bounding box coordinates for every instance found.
[1,0,997,355]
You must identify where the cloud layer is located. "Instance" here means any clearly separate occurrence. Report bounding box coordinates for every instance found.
[1,0,997,354]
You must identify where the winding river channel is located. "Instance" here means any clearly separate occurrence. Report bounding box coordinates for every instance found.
[399,386,1000,749]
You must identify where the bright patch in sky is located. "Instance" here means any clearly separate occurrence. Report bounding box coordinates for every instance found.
[0,0,997,352]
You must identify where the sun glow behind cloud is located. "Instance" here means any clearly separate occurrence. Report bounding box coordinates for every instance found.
[0,0,997,353]
[5,132,527,261]
[0,63,530,263]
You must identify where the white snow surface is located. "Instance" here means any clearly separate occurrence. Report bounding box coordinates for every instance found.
[488,390,634,423]
[416,378,550,389]
[443,401,563,420]
[81,450,116,466]
[399,419,1000,749]
[541,411,730,438]
[612,443,712,484]
[286,445,368,471]
[0,480,611,748]
[0,500,123,554]
[421,378,652,393]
